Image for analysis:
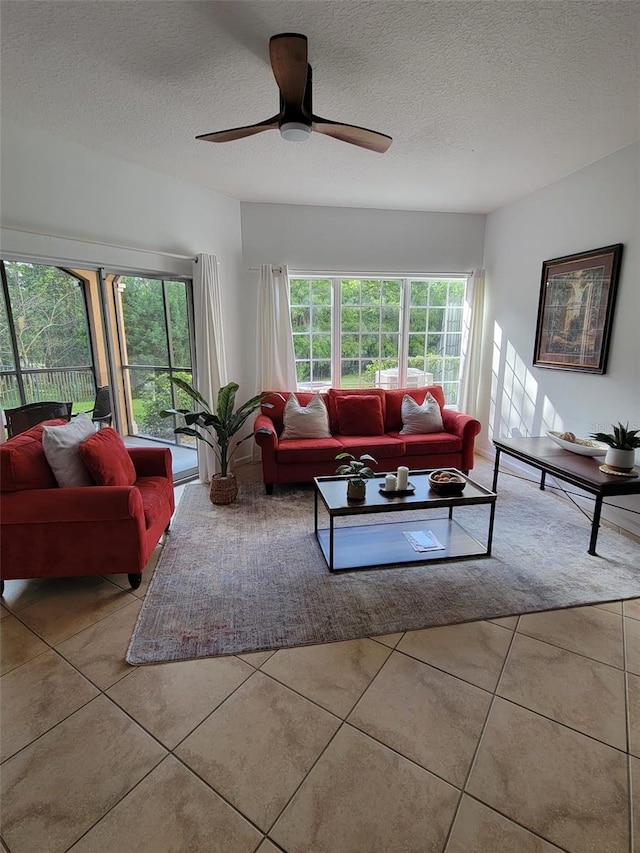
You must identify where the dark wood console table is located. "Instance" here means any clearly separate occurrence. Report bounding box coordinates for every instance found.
[492,436,640,556]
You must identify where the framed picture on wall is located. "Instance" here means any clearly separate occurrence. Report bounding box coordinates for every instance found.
[533,243,623,373]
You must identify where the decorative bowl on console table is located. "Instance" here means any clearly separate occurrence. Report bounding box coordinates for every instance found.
[546,430,608,457]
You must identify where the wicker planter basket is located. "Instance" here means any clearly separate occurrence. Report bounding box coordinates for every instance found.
[209,473,238,505]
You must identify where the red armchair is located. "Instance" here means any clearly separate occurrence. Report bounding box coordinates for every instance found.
[0,421,174,593]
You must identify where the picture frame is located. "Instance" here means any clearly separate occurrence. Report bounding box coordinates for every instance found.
[533,243,623,374]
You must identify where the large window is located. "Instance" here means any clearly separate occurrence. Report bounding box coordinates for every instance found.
[290,275,467,404]
[0,261,96,410]
[116,275,193,442]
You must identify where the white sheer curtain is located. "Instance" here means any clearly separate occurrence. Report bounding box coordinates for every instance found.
[193,253,228,482]
[256,263,297,392]
[458,269,485,418]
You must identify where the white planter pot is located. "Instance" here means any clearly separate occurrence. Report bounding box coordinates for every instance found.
[604,447,636,471]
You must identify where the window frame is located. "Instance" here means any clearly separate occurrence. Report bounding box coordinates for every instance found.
[289,273,470,402]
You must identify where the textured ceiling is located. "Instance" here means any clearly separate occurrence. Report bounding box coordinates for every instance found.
[1,0,638,213]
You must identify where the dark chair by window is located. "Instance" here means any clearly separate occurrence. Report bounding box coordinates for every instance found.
[5,401,73,438]
[78,386,112,429]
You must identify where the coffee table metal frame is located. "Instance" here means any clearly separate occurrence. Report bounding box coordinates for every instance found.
[313,469,497,573]
[492,436,640,556]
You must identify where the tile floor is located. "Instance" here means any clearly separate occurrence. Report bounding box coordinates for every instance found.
[1,481,639,853]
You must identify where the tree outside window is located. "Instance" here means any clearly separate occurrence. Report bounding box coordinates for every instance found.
[289,275,467,404]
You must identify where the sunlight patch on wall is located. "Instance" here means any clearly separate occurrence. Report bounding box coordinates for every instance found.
[489,320,566,443]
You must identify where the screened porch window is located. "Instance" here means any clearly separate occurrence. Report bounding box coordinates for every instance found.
[0,261,96,411]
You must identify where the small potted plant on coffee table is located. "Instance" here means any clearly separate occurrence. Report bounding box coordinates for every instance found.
[335,452,377,501]
[590,422,639,473]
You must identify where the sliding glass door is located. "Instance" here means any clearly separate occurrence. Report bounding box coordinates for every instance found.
[115,275,194,445]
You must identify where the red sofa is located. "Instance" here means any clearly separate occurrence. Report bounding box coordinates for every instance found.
[254,385,481,493]
[0,420,174,593]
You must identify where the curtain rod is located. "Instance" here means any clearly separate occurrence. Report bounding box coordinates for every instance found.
[249,266,473,276]
[1,225,198,262]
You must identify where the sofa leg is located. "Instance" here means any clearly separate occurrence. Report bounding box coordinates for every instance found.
[0,580,3,596]
[128,573,142,590]
[265,484,274,495]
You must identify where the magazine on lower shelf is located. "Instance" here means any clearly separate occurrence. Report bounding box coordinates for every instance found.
[403,529,445,552]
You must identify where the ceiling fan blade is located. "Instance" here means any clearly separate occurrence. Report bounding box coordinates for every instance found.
[311,116,392,153]
[196,115,280,143]
[269,33,308,108]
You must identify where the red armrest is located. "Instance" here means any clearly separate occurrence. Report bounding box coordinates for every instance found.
[441,409,481,471]
[128,447,173,480]
[254,414,279,451]
[441,409,481,440]
[0,486,143,524]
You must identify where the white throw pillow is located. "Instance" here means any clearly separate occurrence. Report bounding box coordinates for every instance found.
[281,393,331,440]
[42,412,96,487]
[400,392,444,435]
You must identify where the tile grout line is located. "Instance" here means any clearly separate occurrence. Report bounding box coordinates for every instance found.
[441,614,572,853]
[2,540,637,850]
[56,676,271,851]
[392,631,631,756]
[623,613,634,853]
[0,580,139,651]
[440,616,521,853]
[257,651,408,838]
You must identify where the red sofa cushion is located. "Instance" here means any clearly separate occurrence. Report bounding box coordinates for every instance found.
[387,431,462,456]
[277,436,344,464]
[79,428,137,486]
[0,420,65,492]
[336,434,406,459]
[327,388,386,434]
[334,394,385,435]
[384,386,446,432]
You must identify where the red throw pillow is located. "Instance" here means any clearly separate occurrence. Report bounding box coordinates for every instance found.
[79,428,137,487]
[335,395,384,436]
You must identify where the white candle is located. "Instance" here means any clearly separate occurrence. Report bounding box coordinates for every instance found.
[385,473,397,491]
[396,466,409,490]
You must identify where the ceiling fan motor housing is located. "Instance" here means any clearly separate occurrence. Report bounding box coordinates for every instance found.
[279,65,313,141]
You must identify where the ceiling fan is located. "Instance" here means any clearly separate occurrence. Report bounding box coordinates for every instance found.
[196,33,392,154]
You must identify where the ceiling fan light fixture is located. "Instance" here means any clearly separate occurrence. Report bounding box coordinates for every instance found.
[280,121,311,142]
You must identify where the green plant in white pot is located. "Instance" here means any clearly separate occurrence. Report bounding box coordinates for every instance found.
[590,422,640,472]
[335,452,377,501]
[161,377,266,504]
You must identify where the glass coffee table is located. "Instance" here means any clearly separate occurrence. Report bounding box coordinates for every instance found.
[313,469,497,572]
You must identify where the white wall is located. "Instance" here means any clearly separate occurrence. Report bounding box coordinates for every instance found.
[0,119,250,392]
[481,142,640,536]
[240,201,486,398]
[241,203,485,273]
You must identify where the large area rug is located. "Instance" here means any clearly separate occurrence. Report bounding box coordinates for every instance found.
[127,463,640,664]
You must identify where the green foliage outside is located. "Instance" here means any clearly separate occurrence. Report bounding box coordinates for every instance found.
[0,262,92,371]
[136,370,194,441]
[120,277,191,368]
[290,277,464,401]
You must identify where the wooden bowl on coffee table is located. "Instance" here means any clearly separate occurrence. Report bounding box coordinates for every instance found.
[428,470,467,496]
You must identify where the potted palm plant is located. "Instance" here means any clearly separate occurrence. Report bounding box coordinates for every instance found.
[161,377,266,504]
[335,451,377,501]
[590,422,640,472]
